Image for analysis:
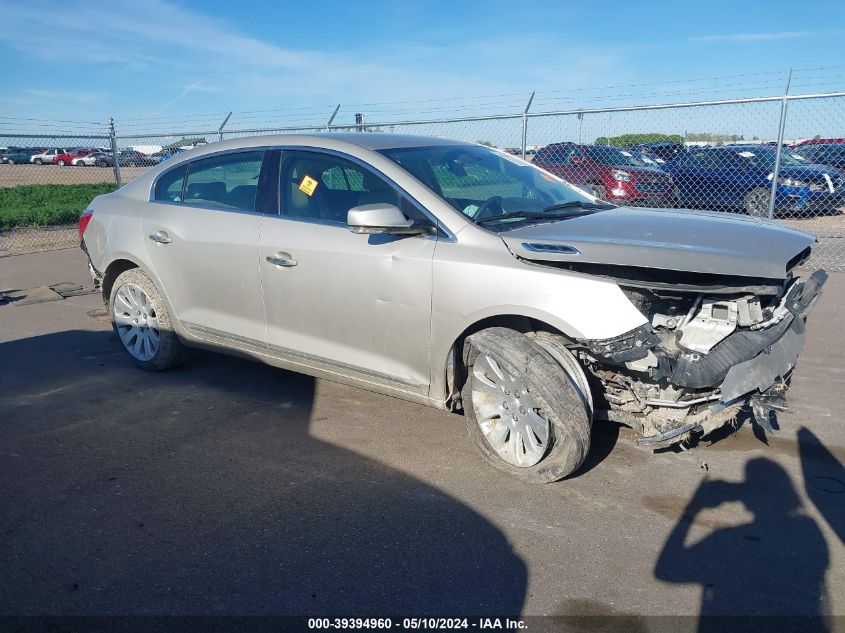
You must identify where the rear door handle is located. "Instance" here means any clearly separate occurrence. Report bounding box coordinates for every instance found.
[266,253,298,267]
[149,231,172,244]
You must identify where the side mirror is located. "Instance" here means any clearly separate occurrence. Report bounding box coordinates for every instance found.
[347,203,430,235]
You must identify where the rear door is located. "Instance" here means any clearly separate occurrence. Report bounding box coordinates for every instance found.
[140,150,271,343]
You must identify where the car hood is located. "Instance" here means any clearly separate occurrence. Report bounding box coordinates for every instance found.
[499,206,815,279]
[778,164,840,179]
[606,165,669,178]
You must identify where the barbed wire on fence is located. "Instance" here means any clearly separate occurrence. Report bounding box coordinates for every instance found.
[1,87,844,270]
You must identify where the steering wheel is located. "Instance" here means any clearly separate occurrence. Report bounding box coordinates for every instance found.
[469,196,504,221]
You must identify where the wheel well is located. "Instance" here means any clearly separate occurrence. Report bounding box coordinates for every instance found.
[101,259,138,305]
[444,315,569,412]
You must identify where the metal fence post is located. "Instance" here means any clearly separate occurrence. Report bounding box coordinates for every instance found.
[218,111,232,142]
[768,69,792,219]
[109,117,122,188]
[521,91,535,159]
[326,104,341,131]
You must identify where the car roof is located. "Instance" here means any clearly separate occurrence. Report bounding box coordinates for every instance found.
[212,133,471,151]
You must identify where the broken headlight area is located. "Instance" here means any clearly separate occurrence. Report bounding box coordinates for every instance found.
[576,269,828,448]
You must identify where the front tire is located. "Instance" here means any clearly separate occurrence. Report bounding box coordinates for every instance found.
[33,158,43,165]
[109,268,185,371]
[462,328,591,483]
[592,183,607,201]
[57,159,66,166]
[744,187,771,217]
[6,159,14,165]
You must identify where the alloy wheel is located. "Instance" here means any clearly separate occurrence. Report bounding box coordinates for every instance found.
[470,353,551,467]
[113,282,161,361]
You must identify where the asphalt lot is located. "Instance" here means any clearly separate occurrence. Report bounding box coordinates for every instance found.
[1,248,843,620]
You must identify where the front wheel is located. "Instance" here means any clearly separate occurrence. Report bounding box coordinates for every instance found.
[109,268,185,371]
[57,159,66,166]
[592,183,607,201]
[5,159,14,165]
[462,328,591,483]
[33,158,43,165]
[744,187,771,217]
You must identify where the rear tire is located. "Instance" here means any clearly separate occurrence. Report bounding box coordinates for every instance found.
[592,183,607,201]
[744,187,771,217]
[462,327,591,483]
[33,158,43,165]
[57,159,66,166]
[6,159,14,165]
[109,268,185,371]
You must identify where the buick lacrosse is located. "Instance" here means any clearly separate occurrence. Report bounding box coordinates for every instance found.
[81,134,826,483]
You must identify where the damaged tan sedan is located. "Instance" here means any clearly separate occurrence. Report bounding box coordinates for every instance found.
[80,134,826,483]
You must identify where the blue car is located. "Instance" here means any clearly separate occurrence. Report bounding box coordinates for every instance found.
[664,145,845,217]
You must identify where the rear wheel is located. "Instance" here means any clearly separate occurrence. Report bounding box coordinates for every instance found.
[96,160,107,167]
[462,328,591,483]
[5,159,14,165]
[33,158,43,165]
[109,268,185,371]
[57,159,67,166]
[744,187,771,217]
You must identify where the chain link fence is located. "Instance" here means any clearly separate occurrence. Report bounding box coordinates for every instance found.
[2,93,844,269]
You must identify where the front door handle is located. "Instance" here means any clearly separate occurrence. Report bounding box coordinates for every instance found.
[266,253,298,267]
[149,231,172,244]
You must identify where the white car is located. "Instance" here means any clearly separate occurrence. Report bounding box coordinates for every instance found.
[80,133,827,483]
[30,148,70,165]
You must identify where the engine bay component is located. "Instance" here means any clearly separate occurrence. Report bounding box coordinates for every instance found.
[677,299,739,353]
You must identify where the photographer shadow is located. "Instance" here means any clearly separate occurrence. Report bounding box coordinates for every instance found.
[654,457,829,632]
[0,329,527,616]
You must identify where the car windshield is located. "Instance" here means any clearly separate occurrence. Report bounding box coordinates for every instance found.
[377,144,609,229]
[734,147,805,169]
[585,146,647,167]
[797,145,845,161]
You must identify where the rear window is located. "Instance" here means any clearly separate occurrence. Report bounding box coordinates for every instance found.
[182,151,264,211]
[154,164,187,203]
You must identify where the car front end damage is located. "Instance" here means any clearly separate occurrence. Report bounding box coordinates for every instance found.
[573,265,827,447]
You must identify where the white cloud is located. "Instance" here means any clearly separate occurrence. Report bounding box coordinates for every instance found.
[0,0,624,122]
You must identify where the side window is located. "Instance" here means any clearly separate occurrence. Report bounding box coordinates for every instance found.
[280,151,424,226]
[182,151,264,211]
[154,164,187,202]
[537,146,570,164]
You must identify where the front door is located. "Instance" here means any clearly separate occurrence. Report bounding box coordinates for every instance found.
[259,150,436,393]
[140,150,269,343]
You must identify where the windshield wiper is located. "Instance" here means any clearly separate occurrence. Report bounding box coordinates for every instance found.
[475,201,611,226]
[541,200,614,212]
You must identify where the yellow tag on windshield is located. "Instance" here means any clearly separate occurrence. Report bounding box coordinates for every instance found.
[299,175,318,196]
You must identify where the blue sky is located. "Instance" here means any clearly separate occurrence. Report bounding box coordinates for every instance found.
[0,0,843,133]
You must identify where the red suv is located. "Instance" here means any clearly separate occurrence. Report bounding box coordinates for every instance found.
[533,143,675,206]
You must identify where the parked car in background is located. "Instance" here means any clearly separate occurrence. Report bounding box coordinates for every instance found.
[794,138,845,149]
[30,148,72,165]
[793,143,845,171]
[73,151,114,167]
[665,145,845,216]
[53,149,94,166]
[533,142,674,205]
[116,149,155,167]
[626,141,685,164]
[80,133,827,483]
[1,148,39,164]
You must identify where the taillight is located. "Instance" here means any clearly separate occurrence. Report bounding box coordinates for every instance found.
[79,209,93,241]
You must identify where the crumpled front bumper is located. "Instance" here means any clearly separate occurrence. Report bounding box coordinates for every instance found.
[720,269,827,403]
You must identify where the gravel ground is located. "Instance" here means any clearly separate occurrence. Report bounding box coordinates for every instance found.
[0,249,842,623]
[0,163,148,187]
